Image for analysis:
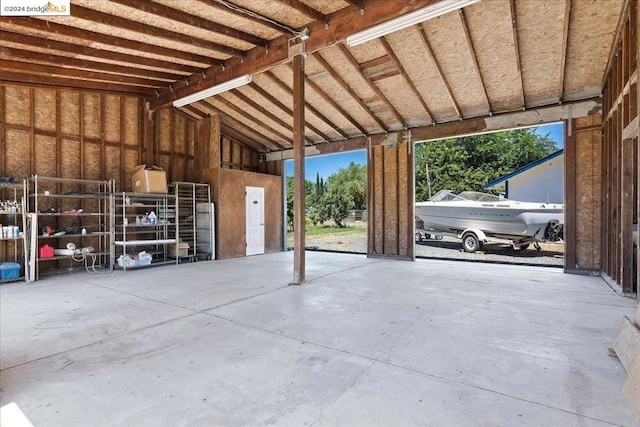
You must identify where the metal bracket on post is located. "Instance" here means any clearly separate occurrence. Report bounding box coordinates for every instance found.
[288,38,306,59]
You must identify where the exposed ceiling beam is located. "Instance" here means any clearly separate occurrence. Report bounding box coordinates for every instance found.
[312,51,388,132]
[249,82,333,142]
[70,4,246,59]
[458,10,491,114]
[379,37,434,123]
[509,0,526,108]
[0,59,166,88]
[0,30,201,74]
[337,43,407,129]
[290,64,368,136]
[0,46,184,81]
[418,23,463,119]
[273,0,326,24]
[343,0,364,10]
[214,122,262,153]
[211,96,292,148]
[180,104,207,120]
[0,71,152,95]
[151,0,441,108]
[263,71,350,140]
[0,17,218,66]
[266,98,602,161]
[559,0,572,102]
[230,88,314,145]
[195,100,281,151]
[195,0,288,35]
[109,0,267,47]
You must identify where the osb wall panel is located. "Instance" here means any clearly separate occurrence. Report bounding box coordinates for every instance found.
[33,89,56,132]
[208,168,283,259]
[575,126,601,269]
[0,85,199,196]
[4,86,30,127]
[83,94,101,139]
[368,137,413,259]
[60,92,80,136]
[123,97,139,147]
[35,135,57,177]
[103,94,121,143]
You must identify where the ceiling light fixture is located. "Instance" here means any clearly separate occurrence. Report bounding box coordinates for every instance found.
[173,74,252,107]
[346,0,481,47]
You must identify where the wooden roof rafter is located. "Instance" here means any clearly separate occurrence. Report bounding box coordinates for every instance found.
[458,9,491,114]
[509,0,526,108]
[209,95,292,149]
[273,0,326,25]
[219,124,265,154]
[379,37,434,124]
[0,70,153,95]
[152,0,441,109]
[290,63,368,136]
[229,88,315,145]
[248,82,333,142]
[0,59,167,88]
[196,100,282,151]
[0,46,184,81]
[0,30,201,74]
[195,0,289,35]
[337,43,407,129]
[312,51,388,132]
[559,0,572,102]
[418,23,463,120]
[263,71,350,140]
[0,17,218,66]
[108,0,267,47]
[70,4,246,59]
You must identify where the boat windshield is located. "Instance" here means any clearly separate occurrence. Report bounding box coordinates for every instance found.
[428,190,504,202]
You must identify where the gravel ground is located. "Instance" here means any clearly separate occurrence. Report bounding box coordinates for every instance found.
[291,227,564,267]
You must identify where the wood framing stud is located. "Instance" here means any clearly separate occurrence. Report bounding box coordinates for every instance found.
[292,53,305,285]
[559,0,571,103]
[509,0,526,108]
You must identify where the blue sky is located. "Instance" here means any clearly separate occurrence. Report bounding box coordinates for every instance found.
[285,122,564,181]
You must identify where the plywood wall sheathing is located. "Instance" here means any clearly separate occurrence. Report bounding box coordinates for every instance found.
[368,136,413,259]
[1,83,197,191]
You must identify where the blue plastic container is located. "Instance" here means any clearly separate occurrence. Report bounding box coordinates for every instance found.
[0,262,21,280]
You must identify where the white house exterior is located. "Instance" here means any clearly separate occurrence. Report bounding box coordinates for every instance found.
[484,150,564,204]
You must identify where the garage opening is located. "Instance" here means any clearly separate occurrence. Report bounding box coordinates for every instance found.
[414,123,565,267]
[284,150,367,253]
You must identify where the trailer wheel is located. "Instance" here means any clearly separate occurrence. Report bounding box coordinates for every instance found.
[462,232,482,253]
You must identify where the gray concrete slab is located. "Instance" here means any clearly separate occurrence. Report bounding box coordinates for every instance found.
[0,252,637,426]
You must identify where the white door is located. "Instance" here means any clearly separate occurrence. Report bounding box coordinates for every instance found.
[246,186,265,256]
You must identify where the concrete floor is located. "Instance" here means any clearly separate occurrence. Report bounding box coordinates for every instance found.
[0,252,637,426]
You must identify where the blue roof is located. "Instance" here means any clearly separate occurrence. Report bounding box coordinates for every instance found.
[483,149,564,189]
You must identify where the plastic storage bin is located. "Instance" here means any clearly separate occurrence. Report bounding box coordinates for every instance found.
[0,262,21,280]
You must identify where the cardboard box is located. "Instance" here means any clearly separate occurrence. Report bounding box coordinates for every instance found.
[131,165,168,193]
[168,242,190,258]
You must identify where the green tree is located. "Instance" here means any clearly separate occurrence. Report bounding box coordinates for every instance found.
[286,176,314,230]
[415,128,558,201]
[325,162,367,210]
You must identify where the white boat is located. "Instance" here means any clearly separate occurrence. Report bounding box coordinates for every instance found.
[415,190,564,247]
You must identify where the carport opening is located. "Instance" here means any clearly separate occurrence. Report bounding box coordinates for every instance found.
[414,123,565,267]
[284,150,367,254]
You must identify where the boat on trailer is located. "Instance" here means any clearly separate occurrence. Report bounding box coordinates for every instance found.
[415,190,564,252]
